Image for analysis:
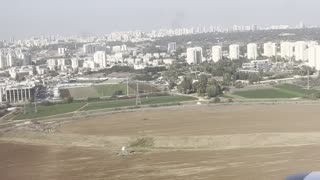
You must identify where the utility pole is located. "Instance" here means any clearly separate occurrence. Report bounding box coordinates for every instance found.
[127,77,129,96]
[24,101,26,114]
[34,88,38,113]
[136,81,141,105]
[307,69,310,90]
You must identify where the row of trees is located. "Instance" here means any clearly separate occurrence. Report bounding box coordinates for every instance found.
[178,74,222,98]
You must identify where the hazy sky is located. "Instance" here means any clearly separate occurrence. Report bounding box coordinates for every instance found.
[0,0,319,40]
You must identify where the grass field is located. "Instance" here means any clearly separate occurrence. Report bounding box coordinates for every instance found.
[234,89,298,99]
[14,96,198,120]
[94,84,132,97]
[68,83,161,99]
[234,84,319,99]
[275,84,319,96]
[83,96,198,111]
[15,103,87,120]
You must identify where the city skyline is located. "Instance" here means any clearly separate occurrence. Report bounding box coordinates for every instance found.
[1,0,320,40]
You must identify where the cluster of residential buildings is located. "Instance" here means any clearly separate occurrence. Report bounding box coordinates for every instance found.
[187,41,320,71]
[45,43,176,73]
[0,49,32,69]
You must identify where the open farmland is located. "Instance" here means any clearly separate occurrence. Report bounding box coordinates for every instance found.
[3,104,320,179]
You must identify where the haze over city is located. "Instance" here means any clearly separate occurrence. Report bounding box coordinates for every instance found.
[1,0,320,39]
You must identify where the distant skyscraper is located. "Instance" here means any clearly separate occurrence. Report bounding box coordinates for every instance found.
[263,42,277,57]
[295,41,308,61]
[280,42,295,60]
[168,42,177,53]
[94,51,107,68]
[299,21,305,29]
[251,24,258,31]
[247,43,258,59]
[211,46,222,62]
[186,47,203,64]
[229,44,240,60]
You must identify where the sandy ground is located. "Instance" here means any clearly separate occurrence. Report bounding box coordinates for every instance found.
[2,104,320,180]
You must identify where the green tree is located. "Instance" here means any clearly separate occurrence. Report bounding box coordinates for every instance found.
[178,77,193,94]
[168,81,177,90]
[65,97,74,104]
[248,73,262,84]
[196,74,208,95]
[206,79,222,98]
[222,73,232,86]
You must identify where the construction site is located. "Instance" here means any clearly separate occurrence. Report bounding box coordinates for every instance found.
[2,103,320,180]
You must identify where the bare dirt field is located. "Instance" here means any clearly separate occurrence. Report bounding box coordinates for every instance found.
[2,104,320,180]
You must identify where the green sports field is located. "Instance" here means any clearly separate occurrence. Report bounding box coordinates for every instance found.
[233,84,319,99]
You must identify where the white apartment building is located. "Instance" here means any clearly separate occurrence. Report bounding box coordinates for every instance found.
[168,42,177,53]
[93,51,107,68]
[47,59,56,66]
[308,45,320,70]
[0,54,7,69]
[212,46,222,62]
[121,45,127,51]
[247,43,258,59]
[263,42,277,57]
[6,53,15,67]
[295,41,308,61]
[280,42,295,60]
[83,43,100,54]
[112,46,121,53]
[186,47,203,64]
[71,58,79,69]
[58,48,67,55]
[229,44,240,60]
[57,58,66,67]
[83,60,95,69]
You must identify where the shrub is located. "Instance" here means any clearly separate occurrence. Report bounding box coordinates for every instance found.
[234,82,244,89]
[40,101,55,106]
[113,90,124,96]
[87,97,100,102]
[130,137,154,148]
[212,97,221,103]
[65,97,74,104]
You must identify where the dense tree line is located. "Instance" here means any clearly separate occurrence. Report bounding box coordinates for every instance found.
[178,74,222,98]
